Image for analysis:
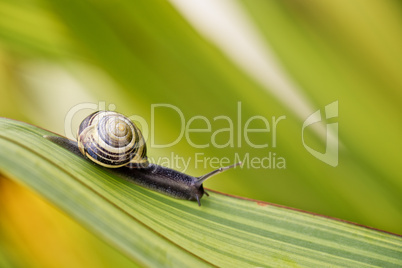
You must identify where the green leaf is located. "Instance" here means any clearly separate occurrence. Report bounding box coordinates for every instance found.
[0,118,401,267]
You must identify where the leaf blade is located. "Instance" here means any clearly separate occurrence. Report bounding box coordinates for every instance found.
[0,118,401,267]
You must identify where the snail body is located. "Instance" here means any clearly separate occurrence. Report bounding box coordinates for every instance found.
[45,111,239,206]
[120,164,207,204]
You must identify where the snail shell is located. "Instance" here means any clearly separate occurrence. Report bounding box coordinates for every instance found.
[77,111,148,168]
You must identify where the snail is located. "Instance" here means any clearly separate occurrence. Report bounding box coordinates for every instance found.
[45,111,240,206]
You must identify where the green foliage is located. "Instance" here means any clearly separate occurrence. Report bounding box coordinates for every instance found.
[0,0,401,266]
[1,118,401,267]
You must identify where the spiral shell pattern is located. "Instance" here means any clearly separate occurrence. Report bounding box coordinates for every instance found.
[77,111,148,168]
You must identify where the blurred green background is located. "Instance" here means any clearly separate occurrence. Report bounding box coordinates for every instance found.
[1,0,401,267]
